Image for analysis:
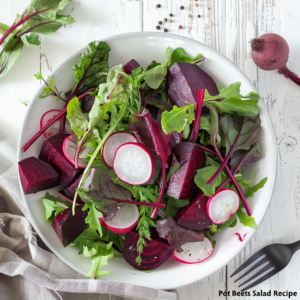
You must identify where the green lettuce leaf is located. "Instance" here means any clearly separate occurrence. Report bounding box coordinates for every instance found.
[143,63,167,89]
[20,33,40,48]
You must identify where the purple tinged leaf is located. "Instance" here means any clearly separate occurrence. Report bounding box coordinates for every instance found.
[128,110,172,169]
[79,168,131,221]
[230,142,261,171]
[156,217,204,250]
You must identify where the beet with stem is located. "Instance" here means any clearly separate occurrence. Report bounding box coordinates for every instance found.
[250,33,300,86]
[177,192,212,231]
[167,62,218,108]
[52,205,87,247]
[123,231,174,270]
[18,157,60,194]
[166,142,206,200]
[39,134,82,186]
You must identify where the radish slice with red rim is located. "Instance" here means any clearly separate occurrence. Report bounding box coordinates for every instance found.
[99,204,139,234]
[103,132,138,167]
[62,134,93,169]
[113,143,153,185]
[206,188,240,224]
[40,109,73,138]
[172,237,213,264]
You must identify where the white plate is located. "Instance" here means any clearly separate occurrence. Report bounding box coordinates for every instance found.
[17,32,277,290]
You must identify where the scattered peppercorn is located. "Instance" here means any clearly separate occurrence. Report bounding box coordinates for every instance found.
[164,18,168,21]
[156,25,161,30]
[208,7,211,10]
[197,14,201,18]
[188,14,192,18]
[156,4,161,8]
[158,21,162,25]
[169,13,173,17]
[164,28,168,32]
[180,6,184,10]
[179,25,183,29]
[169,19,172,23]
[195,3,199,7]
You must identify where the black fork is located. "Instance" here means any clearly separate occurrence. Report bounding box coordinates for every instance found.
[231,240,300,291]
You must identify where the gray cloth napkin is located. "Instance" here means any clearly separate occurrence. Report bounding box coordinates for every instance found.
[0,131,178,300]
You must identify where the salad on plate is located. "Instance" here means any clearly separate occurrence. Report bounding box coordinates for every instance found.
[18,41,267,278]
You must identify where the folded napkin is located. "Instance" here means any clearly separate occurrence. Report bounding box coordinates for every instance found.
[0,131,178,300]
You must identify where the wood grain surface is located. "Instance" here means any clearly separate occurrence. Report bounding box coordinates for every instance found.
[1,1,300,299]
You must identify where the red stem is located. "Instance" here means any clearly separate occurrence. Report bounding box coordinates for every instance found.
[151,157,167,219]
[191,57,205,65]
[278,65,300,86]
[0,7,50,45]
[190,89,205,143]
[206,117,244,185]
[210,125,251,216]
[198,144,217,156]
[22,88,95,152]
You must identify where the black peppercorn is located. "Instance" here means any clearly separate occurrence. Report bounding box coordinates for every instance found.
[169,13,173,17]
[156,4,161,8]
[156,25,161,30]
[197,14,201,18]
[180,6,184,10]
[164,28,168,32]
[164,18,168,21]
[158,21,162,25]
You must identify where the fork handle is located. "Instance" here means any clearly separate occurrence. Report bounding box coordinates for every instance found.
[290,240,300,253]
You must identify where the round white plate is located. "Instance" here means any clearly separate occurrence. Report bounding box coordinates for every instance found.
[17,32,277,290]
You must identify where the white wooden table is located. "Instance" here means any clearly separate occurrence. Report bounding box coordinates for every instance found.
[1,1,300,299]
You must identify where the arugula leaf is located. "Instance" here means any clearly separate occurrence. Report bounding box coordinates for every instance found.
[166,46,204,67]
[162,195,189,218]
[106,64,132,104]
[35,73,64,101]
[72,41,110,95]
[82,202,103,236]
[194,165,226,196]
[237,208,257,229]
[203,82,260,116]
[20,33,40,48]
[69,228,100,254]
[40,192,71,222]
[201,230,216,248]
[161,103,195,135]
[217,213,237,229]
[143,63,167,89]
[243,177,268,199]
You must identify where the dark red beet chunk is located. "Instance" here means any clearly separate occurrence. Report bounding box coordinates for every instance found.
[61,174,83,202]
[123,231,173,270]
[18,156,59,194]
[52,205,87,247]
[177,192,212,230]
[167,62,218,107]
[123,59,140,75]
[39,134,82,186]
[81,94,95,113]
[166,143,206,200]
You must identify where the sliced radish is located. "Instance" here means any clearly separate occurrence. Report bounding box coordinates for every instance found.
[99,204,139,234]
[113,143,153,185]
[172,237,213,264]
[206,188,240,224]
[62,134,93,168]
[40,109,73,138]
[103,132,138,167]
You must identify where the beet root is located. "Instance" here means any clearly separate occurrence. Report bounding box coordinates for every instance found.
[52,205,87,247]
[61,174,83,202]
[167,62,218,108]
[166,142,206,200]
[123,231,174,270]
[39,134,82,186]
[18,156,59,194]
[123,59,140,75]
[177,192,212,230]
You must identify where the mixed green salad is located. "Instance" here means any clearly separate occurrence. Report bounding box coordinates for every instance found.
[18,41,267,278]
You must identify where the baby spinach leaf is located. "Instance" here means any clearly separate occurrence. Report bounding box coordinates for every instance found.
[166,46,204,67]
[162,195,189,218]
[107,64,132,104]
[144,63,167,89]
[161,103,195,134]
